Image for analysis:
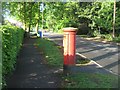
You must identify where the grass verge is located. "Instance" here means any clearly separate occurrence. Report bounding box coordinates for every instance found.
[35,38,63,68]
[35,37,119,88]
[62,72,119,88]
[76,55,90,64]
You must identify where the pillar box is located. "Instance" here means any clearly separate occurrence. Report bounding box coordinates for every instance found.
[63,27,77,73]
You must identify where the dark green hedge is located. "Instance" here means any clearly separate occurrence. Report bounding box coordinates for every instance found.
[0,25,24,76]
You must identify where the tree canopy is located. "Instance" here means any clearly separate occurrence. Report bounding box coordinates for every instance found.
[2,1,120,36]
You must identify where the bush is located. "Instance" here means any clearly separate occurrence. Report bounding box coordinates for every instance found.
[113,35,120,43]
[77,23,89,35]
[101,34,113,41]
[93,30,101,37]
[0,25,24,87]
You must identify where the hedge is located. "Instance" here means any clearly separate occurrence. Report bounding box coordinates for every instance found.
[0,25,24,86]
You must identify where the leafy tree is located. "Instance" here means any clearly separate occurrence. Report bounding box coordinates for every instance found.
[77,2,120,37]
[2,2,120,36]
[3,2,42,33]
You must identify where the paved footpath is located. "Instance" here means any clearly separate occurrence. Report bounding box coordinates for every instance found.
[6,37,62,88]
[44,33,119,75]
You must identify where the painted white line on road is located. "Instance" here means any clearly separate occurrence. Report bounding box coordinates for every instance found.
[76,53,119,76]
[76,53,102,67]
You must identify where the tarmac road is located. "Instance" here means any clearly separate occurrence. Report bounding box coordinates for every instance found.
[44,33,119,75]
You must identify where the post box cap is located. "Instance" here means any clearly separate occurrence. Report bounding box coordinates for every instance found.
[63,27,77,32]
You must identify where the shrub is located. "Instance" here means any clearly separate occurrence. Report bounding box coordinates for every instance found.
[101,34,113,41]
[113,35,120,43]
[93,30,101,37]
[0,25,24,87]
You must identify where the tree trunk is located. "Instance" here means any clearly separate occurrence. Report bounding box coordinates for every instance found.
[23,2,27,30]
[28,2,34,33]
[2,15,4,25]
[1,3,4,25]
[28,3,32,33]
[113,0,116,38]
[35,22,39,33]
[35,2,40,34]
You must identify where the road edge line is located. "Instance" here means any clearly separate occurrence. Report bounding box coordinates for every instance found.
[76,53,118,76]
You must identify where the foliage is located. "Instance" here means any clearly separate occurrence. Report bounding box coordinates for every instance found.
[93,2,113,31]
[44,2,79,32]
[44,2,120,35]
[113,35,120,42]
[0,25,24,86]
[2,2,120,37]
[101,34,113,41]
[0,29,2,89]
[91,29,101,37]
[36,38,63,67]
[3,2,42,32]
[77,2,120,36]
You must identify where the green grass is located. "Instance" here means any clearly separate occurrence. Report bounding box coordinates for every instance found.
[76,59,90,64]
[0,53,1,89]
[62,72,119,88]
[35,37,119,88]
[76,55,90,64]
[0,30,2,89]
[35,38,63,67]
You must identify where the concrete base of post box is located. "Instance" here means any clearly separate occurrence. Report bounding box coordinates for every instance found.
[63,65,75,75]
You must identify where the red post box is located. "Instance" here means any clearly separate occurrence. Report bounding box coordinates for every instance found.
[63,27,77,73]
